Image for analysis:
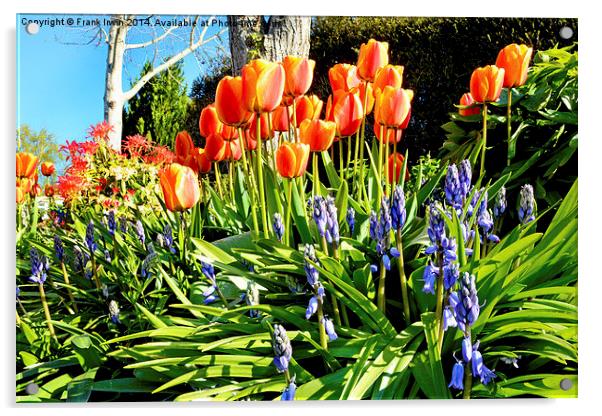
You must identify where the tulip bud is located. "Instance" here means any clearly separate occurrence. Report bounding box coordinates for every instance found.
[375,86,412,129]
[328,63,361,93]
[215,76,252,127]
[294,94,323,127]
[242,59,285,113]
[41,161,56,177]
[459,93,481,116]
[373,64,404,95]
[199,104,223,138]
[16,152,39,179]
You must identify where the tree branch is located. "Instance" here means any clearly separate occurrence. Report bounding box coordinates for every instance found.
[125,26,178,50]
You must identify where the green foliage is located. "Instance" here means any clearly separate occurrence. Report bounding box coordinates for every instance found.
[17,124,62,167]
[123,61,190,147]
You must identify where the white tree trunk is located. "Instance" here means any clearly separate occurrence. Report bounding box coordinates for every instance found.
[104,21,128,150]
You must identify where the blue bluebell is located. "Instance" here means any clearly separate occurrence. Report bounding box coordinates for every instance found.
[202,285,217,304]
[272,324,293,373]
[305,296,318,319]
[445,164,463,211]
[471,346,496,385]
[201,261,217,285]
[304,244,320,287]
[422,261,439,294]
[86,220,97,252]
[456,272,480,332]
[119,216,128,233]
[462,337,472,362]
[311,196,328,238]
[54,235,64,262]
[281,380,297,401]
[134,220,145,245]
[323,317,338,341]
[109,300,120,323]
[325,196,340,244]
[346,207,355,235]
[391,185,407,231]
[448,361,465,390]
[29,248,49,284]
[519,184,536,224]
[272,213,285,242]
[443,306,457,331]
[104,249,111,262]
[458,159,472,199]
[493,186,506,219]
[107,210,116,236]
[443,262,460,290]
[245,281,260,318]
[163,223,176,254]
[369,211,378,240]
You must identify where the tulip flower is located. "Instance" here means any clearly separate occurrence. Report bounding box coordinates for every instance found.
[242,59,286,114]
[375,86,412,129]
[295,95,323,127]
[283,56,315,98]
[495,44,533,88]
[244,131,258,151]
[16,152,39,179]
[248,113,270,141]
[328,63,361,93]
[374,65,404,95]
[357,39,389,82]
[332,90,364,137]
[44,184,55,197]
[354,82,375,115]
[469,65,505,103]
[215,76,252,127]
[199,104,223,137]
[276,142,310,178]
[196,149,212,174]
[16,186,25,204]
[387,152,410,184]
[174,131,198,172]
[159,163,200,212]
[272,105,293,132]
[33,183,42,197]
[41,161,56,177]
[374,123,402,144]
[459,93,481,116]
[204,133,228,162]
[18,177,34,194]
[300,119,337,152]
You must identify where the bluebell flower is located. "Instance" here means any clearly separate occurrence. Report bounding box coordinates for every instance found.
[448,361,464,390]
[29,248,49,284]
[156,233,165,248]
[272,324,293,373]
[16,286,20,300]
[272,213,285,242]
[201,261,217,285]
[440,237,458,264]
[109,299,120,323]
[346,207,355,235]
[458,159,472,199]
[426,203,446,250]
[281,379,297,401]
[54,235,64,262]
[443,262,460,290]
[305,296,318,319]
[443,306,457,331]
[519,184,536,224]
[462,337,472,362]
[325,196,340,244]
[456,272,480,332]
[369,211,378,240]
[107,210,116,236]
[101,284,109,298]
[493,186,506,219]
[478,209,500,243]
[323,316,338,341]
[73,246,87,273]
[304,245,320,286]
[422,261,439,294]
[245,281,260,318]
[202,285,217,304]
[163,223,176,254]
[445,164,463,211]
[119,216,128,233]
[311,196,328,238]
[466,188,482,218]
[104,249,111,262]
[371,197,397,272]
[86,220,97,252]
[391,185,407,231]
[134,220,145,245]
[471,345,496,385]
[140,243,157,279]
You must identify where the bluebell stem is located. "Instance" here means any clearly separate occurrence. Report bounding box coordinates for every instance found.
[281,378,297,401]
[325,196,340,245]
[391,185,407,231]
[519,184,536,224]
[107,210,116,236]
[471,342,496,385]
[272,324,293,373]
[311,195,328,238]
[458,159,472,200]
[54,235,64,262]
[303,245,320,286]
[163,224,176,254]
[448,361,465,390]
[29,248,49,284]
[445,164,463,211]
[245,281,260,318]
[346,207,355,235]
[272,213,285,242]
[86,220,97,252]
[493,186,506,219]
[456,272,480,333]
[109,300,120,323]
[134,220,145,245]
[322,316,338,341]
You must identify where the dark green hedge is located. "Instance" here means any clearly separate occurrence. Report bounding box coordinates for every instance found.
[309,16,577,159]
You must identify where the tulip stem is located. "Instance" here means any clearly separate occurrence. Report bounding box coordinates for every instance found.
[332,244,349,327]
[256,116,270,238]
[321,236,342,326]
[357,81,369,202]
[479,103,488,179]
[61,261,78,313]
[384,139,390,196]
[346,134,352,181]
[285,179,293,246]
[377,124,385,206]
[396,230,410,325]
[291,101,298,142]
[313,153,319,197]
[506,89,513,166]
[39,283,58,343]
[352,128,361,194]
[228,151,235,202]
[338,139,344,181]
[214,163,224,199]
[237,128,259,235]
[392,137,398,190]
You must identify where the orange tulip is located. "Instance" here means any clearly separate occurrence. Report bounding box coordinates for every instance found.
[353,82,375,115]
[275,142,310,178]
[469,65,505,103]
[332,90,364,137]
[374,123,402,144]
[496,44,533,88]
[294,95,323,127]
[32,183,42,197]
[16,186,25,204]
[299,119,337,152]
[375,86,412,129]
[221,125,239,141]
[215,76,252,127]
[159,163,200,212]
[328,63,361,93]
[242,59,285,113]
[44,183,55,197]
[16,152,38,178]
[271,105,292,132]
[243,130,258,151]
[204,133,227,162]
[387,152,410,183]
[283,56,315,98]
[174,131,198,172]
[248,113,270,141]
[373,65,404,95]
[224,138,242,161]
[41,161,55,177]
[357,39,389,82]
[196,149,212,174]
[199,104,223,137]
[459,93,481,116]
[18,177,34,194]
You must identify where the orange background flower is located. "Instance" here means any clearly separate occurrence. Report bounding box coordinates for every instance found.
[283,56,315,98]
[357,39,389,82]
[16,152,39,178]
[159,163,200,212]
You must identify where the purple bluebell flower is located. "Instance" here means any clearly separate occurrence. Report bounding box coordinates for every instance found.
[456,272,480,332]
[448,361,464,390]
[493,186,506,219]
[86,220,97,252]
[272,213,285,242]
[346,207,355,235]
[426,203,446,250]
[29,248,49,284]
[245,281,260,318]
[478,209,500,243]
[369,211,378,240]
[443,306,457,331]
[109,299,120,323]
[391,185,407,231]
[467,188,482,218]
[462,337,473,362]
[16,286,20,300]
[304,244,320,286]
[156,233,165,248]
[119,216,128,233]
[323,316,338,341]
[134,220,145,245]
[471,345,496,385]
[163,224,176,254]
[458,159,472,199]
[54,235,64,262]
[140,243,157,279]
[201,261,217,285]
[104,249,111,262]
[371,197,397,272]
[443,262,460,290]
[422,261,439,294]
[305,296,319,319]
[311,196,328,238]
[441,237,458,264]
[73,246,87,273]
[202,285,217,304]
[519,184,536,224]
[107,210,116,236]
[272,324,293,373]
[281,379,297,401]
[325,196,340,244]
[445,164,463,211]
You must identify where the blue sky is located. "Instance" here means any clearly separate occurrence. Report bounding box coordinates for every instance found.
[17,14,229,156]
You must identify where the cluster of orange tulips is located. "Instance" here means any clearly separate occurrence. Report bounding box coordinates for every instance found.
[16,152,56,204]
[458,43,533,174]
